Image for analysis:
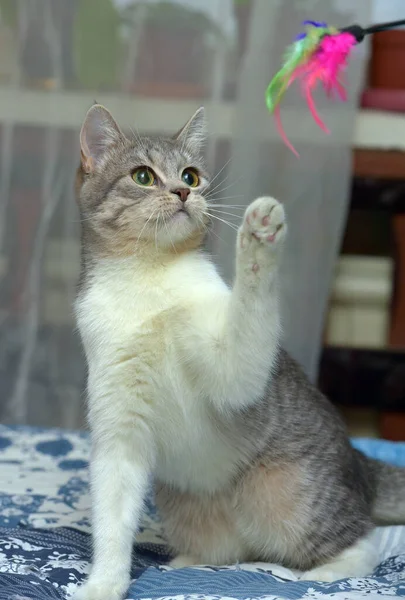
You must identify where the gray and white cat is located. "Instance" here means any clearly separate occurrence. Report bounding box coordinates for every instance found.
[74,104,405,600]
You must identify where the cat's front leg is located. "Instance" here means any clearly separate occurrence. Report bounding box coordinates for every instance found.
[211,197,286,411]
[74,386,153,600]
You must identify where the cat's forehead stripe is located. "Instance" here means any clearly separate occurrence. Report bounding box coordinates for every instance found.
[131,142,191,178]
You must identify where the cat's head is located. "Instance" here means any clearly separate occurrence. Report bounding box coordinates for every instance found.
[77,104,210,256]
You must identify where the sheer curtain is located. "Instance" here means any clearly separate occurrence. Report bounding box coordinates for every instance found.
[215,0,371,380]
[0,0,370,428]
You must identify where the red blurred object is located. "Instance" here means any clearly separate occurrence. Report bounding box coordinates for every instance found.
[370,30,405,89]
[361,88,405,112]
[360,30,405,113]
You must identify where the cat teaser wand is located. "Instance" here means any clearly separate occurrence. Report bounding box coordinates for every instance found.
[266,19,405,157]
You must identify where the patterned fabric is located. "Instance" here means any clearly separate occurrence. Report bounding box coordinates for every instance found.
[1,424,405,599]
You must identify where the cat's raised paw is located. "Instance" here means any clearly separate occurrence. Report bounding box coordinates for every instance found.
[241,197,286,249]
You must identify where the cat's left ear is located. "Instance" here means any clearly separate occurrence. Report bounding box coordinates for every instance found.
[80,104,125,173]
[174,107,206,150]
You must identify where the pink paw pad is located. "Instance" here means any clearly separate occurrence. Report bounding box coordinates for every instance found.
[252,263,259,273]
[262,216,269,226]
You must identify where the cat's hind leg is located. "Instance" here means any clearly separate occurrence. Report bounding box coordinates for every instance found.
[169,555,200,568]
[155,481,249,567]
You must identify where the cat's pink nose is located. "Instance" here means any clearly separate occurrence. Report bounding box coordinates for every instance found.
[172,188,190,203]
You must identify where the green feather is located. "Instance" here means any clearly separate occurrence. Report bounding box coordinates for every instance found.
[265,25,332,113]
[266,39,306,112]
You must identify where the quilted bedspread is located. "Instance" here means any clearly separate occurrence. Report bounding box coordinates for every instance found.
[0,424,405,599]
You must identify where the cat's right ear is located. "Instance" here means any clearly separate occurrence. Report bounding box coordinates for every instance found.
[174,107,206,151]
[80,104,125,174]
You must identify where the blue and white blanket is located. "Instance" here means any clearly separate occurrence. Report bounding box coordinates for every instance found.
[1,425,405,600]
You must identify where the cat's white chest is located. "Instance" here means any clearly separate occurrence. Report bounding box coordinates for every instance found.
[77,253,237,492]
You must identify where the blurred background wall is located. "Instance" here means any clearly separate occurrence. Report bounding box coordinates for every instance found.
[0,0,370,428]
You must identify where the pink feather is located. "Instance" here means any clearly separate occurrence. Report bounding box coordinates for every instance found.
[274,105,299,157]
[288,32,356,133]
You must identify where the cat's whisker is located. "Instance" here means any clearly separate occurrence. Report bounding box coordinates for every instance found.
[195,219,208,240]
[208,208,242,222]
[154,214,160,253]
[207,203,246,209]
[207,199,246,207]
[207,172,247,198]
[133,207,159,253]
[208,157,233,188]
[206,179,231,198]
[206,199,246,208]
[209,206,242,215]
[205,171,236,196]
[206,173,239,194]
[207,224,232,248]
[203,212,239,232]
[208,203,245,212]
[207,165,244,194]
[163,215,178,255]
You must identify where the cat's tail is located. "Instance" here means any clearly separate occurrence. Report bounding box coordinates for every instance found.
[368,456,405,524]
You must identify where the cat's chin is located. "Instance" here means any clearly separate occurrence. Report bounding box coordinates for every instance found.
[169,210,201,234]
[157,219,205,251]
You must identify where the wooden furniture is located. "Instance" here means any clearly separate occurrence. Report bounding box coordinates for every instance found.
[351,109,405,440]
[353,113,405,348]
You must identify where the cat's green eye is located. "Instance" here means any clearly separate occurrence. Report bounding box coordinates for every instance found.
[182,168,199,188]
[132,167,156,187]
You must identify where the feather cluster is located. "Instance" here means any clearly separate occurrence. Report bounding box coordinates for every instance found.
[266,22,357,156]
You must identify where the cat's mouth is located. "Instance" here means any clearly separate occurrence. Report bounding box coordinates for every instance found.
[173,206,190,220]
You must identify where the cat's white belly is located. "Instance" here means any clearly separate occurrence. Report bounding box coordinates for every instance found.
[153,386,240,493]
